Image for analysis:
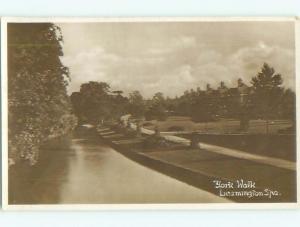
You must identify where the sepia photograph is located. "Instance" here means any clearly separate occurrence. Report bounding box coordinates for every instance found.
[1,17,298,209]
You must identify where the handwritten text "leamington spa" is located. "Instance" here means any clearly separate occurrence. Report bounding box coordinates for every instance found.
[212,179,281,199]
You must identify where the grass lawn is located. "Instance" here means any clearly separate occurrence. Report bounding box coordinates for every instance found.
[143,116,292,134]
[140,148,296,202]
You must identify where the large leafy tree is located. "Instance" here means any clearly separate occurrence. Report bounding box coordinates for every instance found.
[280,88,296,130]
[128,90,146,119]
[145,92,168,121]
[8,23,76,165]
[70,81,112,124]
[110,90,129,120]
[251,63,284,132]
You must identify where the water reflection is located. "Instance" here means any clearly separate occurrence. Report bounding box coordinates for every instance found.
[9,134,227,204]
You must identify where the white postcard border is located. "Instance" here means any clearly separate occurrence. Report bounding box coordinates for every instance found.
[1,17,299,210]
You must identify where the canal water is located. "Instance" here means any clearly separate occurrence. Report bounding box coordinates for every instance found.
[9,133,228,204]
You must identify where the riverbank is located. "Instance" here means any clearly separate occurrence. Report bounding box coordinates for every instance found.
[97,126,297,203]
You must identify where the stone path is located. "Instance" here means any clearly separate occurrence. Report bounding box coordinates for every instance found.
[130,124,296,171]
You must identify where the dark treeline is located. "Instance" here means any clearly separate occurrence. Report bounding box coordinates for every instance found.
[70,84,176,125]
[71,63,295,131]
[170,63,295,130]
[8,23,77,166]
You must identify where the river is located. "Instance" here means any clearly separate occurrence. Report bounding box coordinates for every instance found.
[9,132,228,204]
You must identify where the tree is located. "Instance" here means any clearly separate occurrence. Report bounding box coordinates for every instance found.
[128,90,146,119]
[70,92,85,122]
[8,23,76,165]
[145,92,168,121]
[127,91,146,136]
[110,90,129,120]
[71,81,112,124]
[280,89,296,131]
[251,63,284,133]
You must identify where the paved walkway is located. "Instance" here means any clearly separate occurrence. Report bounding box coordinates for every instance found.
[130,124,296,171]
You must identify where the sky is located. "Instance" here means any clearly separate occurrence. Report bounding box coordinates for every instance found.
[58,21,295,98]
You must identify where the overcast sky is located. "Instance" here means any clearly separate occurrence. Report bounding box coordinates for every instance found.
[59,21,295,98]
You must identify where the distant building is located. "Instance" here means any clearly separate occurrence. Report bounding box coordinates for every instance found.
[209,78,253,105]
[205,83,213,95]
[218,81,228,97]
[197,78,254,110]
[236,78,254,104]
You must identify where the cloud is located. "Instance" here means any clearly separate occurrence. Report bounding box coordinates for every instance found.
[146,35,197,56]
[227,41,295,88]
[62,37,294,98]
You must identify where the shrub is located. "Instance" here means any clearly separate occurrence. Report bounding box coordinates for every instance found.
[143,122,154,127]
[124,128,137,138]
[143,135,173,149]
[167,126,185,131]
[110,123,123,132]
[191,113,217,123]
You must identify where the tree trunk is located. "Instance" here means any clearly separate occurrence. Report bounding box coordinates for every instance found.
[190,132,200,149]
[266,119,269,134]
[239,115,249,132]
[136,120,141,137]
[154,126,160,137]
